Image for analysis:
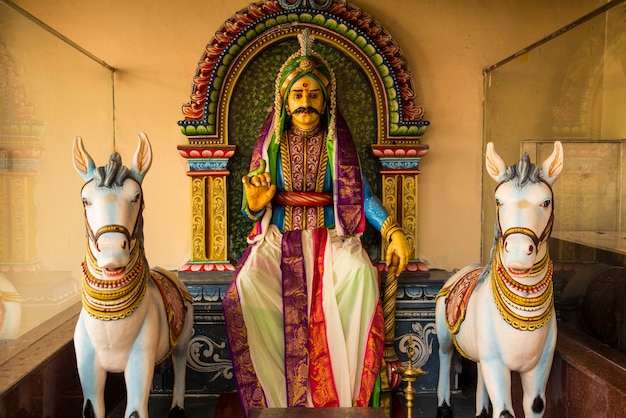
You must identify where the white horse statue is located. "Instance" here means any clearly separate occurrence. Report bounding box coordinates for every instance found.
[436,141,563,418]
[0,273,22,343]
[72,133,194,418]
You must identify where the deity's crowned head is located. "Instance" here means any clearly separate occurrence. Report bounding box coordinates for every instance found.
[272,29,337,139]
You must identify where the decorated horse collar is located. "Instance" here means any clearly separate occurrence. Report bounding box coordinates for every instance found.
[491,244,554,331]
[81,222,148,321]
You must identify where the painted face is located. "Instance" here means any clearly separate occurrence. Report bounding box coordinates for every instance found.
[286,75,325,130]
[81,178,142,272]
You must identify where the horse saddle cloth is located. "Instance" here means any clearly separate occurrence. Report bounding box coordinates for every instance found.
[438,267,483,334]
[150,268,192,352]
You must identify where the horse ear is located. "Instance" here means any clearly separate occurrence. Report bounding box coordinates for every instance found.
[485,142,508,182]
[73,136,96,181]
[540,141,564,186]
[131,132,152,183]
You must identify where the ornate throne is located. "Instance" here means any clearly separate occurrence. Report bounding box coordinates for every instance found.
[166,0,447,399]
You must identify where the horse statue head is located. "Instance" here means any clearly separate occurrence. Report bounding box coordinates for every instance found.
[486,141,563,282]
[73,132,152,276]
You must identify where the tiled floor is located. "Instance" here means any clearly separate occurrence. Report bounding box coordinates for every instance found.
[107,392,475,417]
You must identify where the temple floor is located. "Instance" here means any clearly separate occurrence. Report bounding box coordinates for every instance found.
[107,391,475,417]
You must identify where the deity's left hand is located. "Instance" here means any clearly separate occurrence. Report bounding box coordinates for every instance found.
[386,231,409,274]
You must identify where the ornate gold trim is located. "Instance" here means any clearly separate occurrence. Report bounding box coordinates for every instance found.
[0,291,22,303]
[81,252,148,321]
[190,177,208,261]
[381,216,403,243]
[208,176,227,261]
[490,248,554,331]
[401,175,418,259]
[451,334,478,363]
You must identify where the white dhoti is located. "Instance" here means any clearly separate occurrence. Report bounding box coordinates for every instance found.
[223,225,384,414]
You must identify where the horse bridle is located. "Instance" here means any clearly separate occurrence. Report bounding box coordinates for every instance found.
[495,179,555,253]
[81,178,144,253]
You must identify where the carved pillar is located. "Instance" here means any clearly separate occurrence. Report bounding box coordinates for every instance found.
[0,42,43,272]
[0,141,40,267]
[177,145,236,272]
[372,144,429,272]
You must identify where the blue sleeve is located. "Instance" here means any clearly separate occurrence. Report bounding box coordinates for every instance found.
[363,175,389,232]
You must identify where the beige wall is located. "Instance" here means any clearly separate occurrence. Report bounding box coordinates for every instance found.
[11,0,604,272]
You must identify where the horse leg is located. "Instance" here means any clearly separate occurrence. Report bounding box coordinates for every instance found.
[124,334,159,418]
[435,300,454,417]
[76,363,107,418]
[168,306,194,418]
[478,361,514,418]
[124,348,157,418]
[74,320,107,418]
[519,346,555,417]
[475,366,490,418]
[519,322,556,418]
[519,369,548,418]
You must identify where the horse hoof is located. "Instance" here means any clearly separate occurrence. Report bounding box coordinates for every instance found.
[499,412,514,418]
[437,401,453,418]
[477,407,489,418]
[83,399,95,418]
[168,405,185,418]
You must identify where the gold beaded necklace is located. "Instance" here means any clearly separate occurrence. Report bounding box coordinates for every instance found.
[81,239,148,321]
[491,242,554,331]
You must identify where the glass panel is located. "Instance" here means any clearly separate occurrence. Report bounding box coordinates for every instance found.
[482,2,626,264]
[0,1,114,341]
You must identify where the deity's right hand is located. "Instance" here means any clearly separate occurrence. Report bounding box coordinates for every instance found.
[242,162,276,212]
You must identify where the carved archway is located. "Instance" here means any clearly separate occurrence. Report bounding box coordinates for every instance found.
[177,0,429,272]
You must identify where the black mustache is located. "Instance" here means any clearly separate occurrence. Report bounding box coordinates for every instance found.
[292,107,321,115]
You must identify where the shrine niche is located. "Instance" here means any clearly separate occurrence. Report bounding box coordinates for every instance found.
[177,0,430,273]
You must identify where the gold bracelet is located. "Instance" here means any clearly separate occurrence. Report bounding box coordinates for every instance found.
[243,205,264,221]
[381,216,403,242]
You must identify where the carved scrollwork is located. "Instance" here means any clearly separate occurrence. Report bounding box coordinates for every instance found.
[402,176,417,255]
[382,176,397,214]
[191,178,207,260]
[187,334,233,381]
[398,322,436,368]
[209,177,227,260]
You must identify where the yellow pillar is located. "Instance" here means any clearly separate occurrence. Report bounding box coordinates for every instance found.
[373,144,429,272]
[177,144,236,272]
[0,134,41,269]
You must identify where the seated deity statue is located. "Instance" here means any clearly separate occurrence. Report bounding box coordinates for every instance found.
[223,29,409,414]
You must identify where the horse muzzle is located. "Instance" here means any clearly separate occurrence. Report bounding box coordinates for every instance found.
[500,228,542,276]
[89,225,135,271]
[93,224,132,250]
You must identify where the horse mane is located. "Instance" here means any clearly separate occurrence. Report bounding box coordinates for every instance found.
[478,219,499,284]
[93,152,131,188]
[500,152,542,188]
[92,153,144,246]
